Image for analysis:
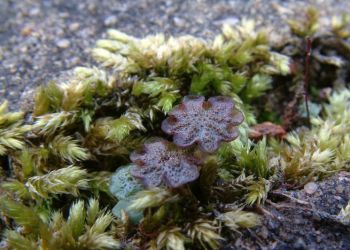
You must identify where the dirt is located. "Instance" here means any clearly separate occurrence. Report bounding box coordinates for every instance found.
[1,0,350,110]
[227,172,350,249]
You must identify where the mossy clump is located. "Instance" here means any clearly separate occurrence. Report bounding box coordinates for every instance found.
[1,7,350,250]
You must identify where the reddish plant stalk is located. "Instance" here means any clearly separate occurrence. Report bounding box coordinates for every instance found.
[304,37,312,126]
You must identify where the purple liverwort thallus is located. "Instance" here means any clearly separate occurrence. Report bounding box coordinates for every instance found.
[130,138,200,188]
[131,96,243,188]
[162,95,244,153]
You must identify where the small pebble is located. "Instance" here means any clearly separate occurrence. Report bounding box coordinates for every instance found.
[316,235,322,243]
[69,22,80,32]
[56,39,70,49]
[334,195,342,201]
[104,15,118,27]
[59,12,69,19]
[294,218,303,225]
[68,57,81,67]
[173,17,186,28]
[29,8,40,16]
[21,26,34,36]
[336,185,345,194]
[304,182,318,194]
[215,16,239,26]
[293,238,307,249]
[19,46,28,53]
[87,3,97,13]
[259,226,269,239]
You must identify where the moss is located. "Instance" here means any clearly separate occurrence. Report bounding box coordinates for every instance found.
[1,7,350,250]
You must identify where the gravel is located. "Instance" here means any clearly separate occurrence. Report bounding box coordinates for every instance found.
[1,0,349,110]
[229,172,350,249]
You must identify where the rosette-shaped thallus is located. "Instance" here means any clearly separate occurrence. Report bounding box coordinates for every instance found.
[161,96,244,153]
[130,139,200,188]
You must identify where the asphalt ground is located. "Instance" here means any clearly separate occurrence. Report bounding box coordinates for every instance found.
[0,0,349,110]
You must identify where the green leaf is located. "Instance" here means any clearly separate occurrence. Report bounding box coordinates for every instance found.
[0,198,42,233]
[2,181,31,199]
[80,109,94,132]
[157,92,180,113]
[5,230,37,250]
[112,200,143,225]
[109,164,143,201]
[67,200,86,239]
[242,74,272,100]
[237,138,270,179]
[229,73,247,93]
[49,135,89,162]
[25,166,89,198]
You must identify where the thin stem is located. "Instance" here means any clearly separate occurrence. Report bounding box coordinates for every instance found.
[304,37,312,126]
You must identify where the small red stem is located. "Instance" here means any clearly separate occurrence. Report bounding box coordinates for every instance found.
[304,37,312,126]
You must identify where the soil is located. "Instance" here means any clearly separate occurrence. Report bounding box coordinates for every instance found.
[227,172,350,250]
[1,0,350,111]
